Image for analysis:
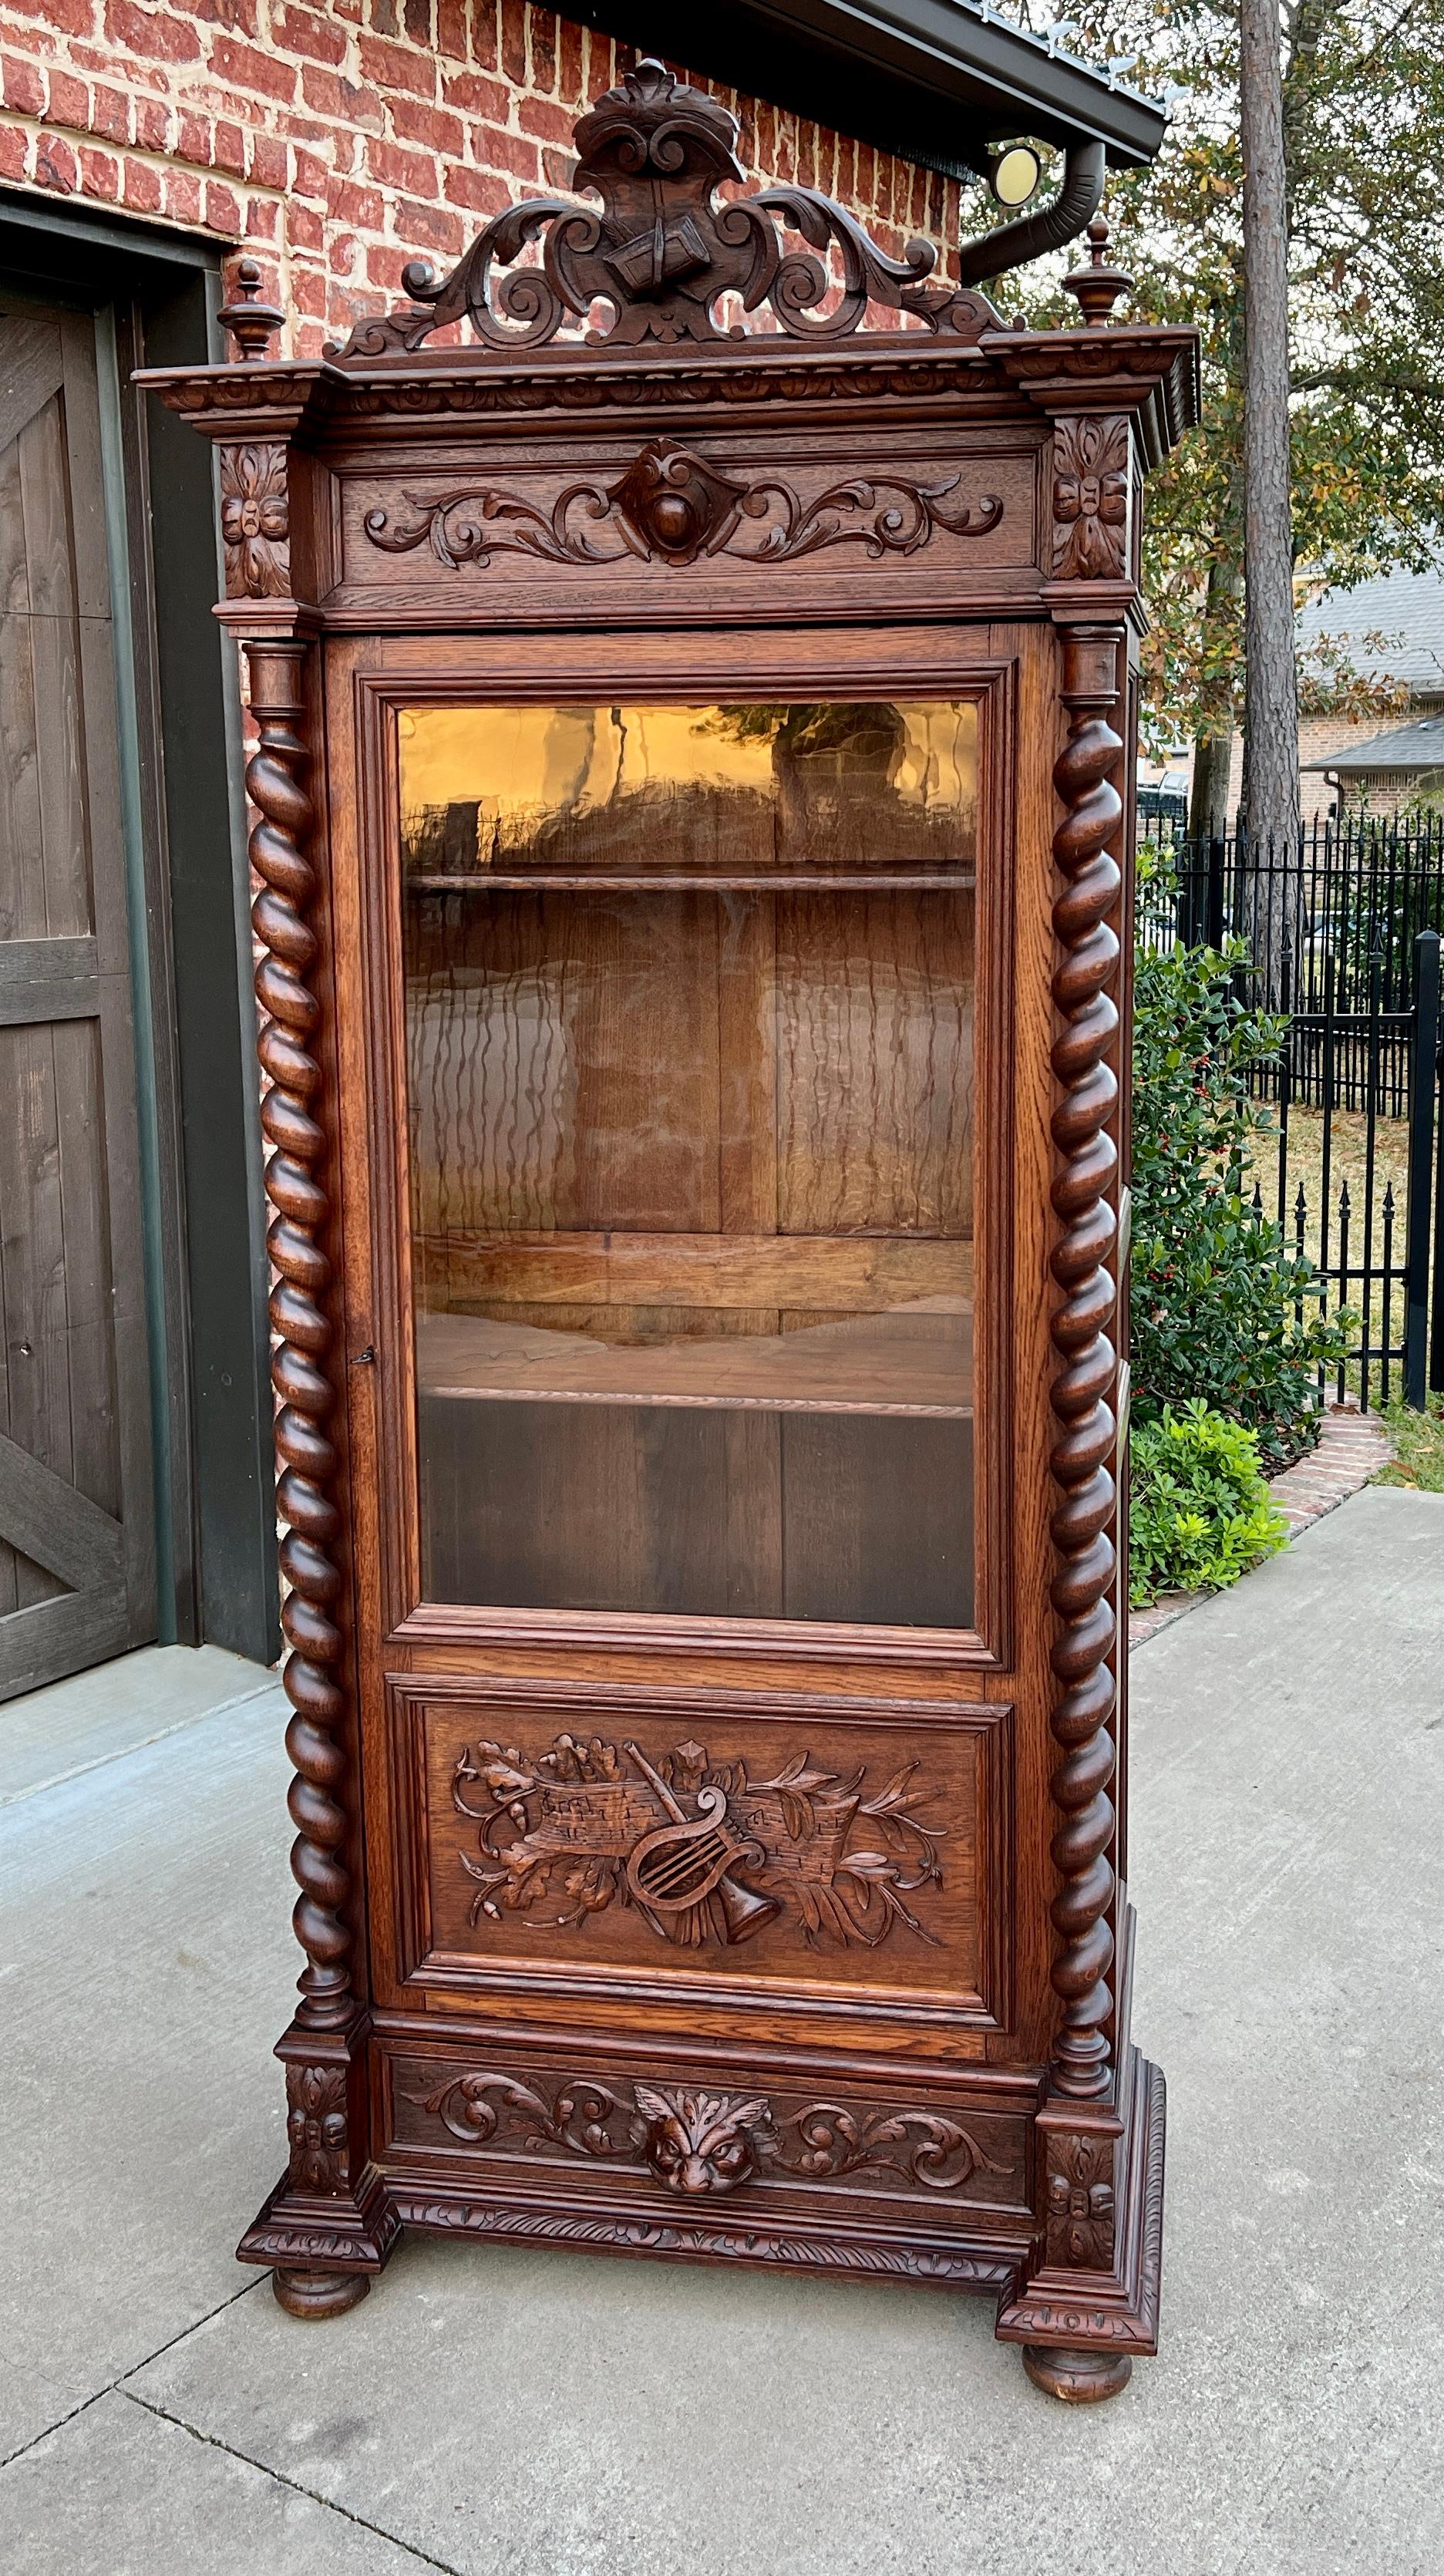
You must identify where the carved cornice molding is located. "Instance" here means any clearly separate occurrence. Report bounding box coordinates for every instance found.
[363,437,1002,574]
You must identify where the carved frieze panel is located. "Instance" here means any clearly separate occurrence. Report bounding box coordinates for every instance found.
[389,2058,1025,2208]
[352,436,1021,585]
[401,1688,1008,2009]
[220,443,290,598]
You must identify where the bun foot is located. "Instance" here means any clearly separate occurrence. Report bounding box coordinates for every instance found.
[1022,2344,1133,2404]
[271,2268,371,2321]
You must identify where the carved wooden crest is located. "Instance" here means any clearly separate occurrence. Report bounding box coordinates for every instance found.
[329,57,1001,361]
[450,1731,948,1952]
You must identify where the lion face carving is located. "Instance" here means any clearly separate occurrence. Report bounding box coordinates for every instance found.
[631,2085,776,2195]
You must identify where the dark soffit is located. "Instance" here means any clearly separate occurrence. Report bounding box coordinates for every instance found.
[569,1,1169,180]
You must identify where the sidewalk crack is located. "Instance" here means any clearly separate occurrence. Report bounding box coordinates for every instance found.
[119,2391,465,2574]
[0,2277,263,2472]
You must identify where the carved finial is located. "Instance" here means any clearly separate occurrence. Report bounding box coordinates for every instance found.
[218,256,284,363]
[1062,218,1133,327]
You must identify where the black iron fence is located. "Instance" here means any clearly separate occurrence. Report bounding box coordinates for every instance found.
[1139,813,1444,1114]
[1140,816,1444,1411]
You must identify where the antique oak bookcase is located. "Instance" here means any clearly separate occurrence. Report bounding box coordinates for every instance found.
[144,61,1197,2402]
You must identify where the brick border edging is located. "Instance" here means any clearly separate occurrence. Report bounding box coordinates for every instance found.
[1126,1404,1394,1651]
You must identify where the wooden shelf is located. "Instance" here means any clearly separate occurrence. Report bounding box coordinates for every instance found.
[417,1298,973,1417]
[406,871,977,892]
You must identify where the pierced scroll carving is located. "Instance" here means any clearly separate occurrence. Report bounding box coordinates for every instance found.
[363,438,1002,572]
[1046,626,1124,2101]
[449,1732,949,1952]
[328,59,1001,362]
[1051,416,1130,579]
[286,2063,350,2193]
[220,444,290,598]
[244,642,354,2034]
[399,2066,1019,2202]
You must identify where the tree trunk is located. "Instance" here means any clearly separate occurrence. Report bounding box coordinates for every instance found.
[1188,732,1234,843]
[1239,0,1300,1000]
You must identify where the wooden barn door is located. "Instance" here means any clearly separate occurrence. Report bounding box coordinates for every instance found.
[0,292,156,1699]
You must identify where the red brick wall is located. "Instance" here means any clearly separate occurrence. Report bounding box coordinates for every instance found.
[0,1,965,356]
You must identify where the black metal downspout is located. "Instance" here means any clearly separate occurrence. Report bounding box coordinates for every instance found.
[954,137,1106,286]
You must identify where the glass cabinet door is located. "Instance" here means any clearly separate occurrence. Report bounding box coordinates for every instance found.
[399,699,976,1627]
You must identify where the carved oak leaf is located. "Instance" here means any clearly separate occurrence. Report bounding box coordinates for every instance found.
[220,443,290,598]
[1052,415,1129,580]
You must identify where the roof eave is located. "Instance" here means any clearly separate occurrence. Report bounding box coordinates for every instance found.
[571,0,1169,182]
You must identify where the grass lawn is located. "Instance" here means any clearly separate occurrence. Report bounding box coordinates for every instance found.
[1372,1395,1444,1490]
[1246,1103,1416,1409]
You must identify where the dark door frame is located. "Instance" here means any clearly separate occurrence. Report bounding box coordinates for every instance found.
[0,189,279,1665]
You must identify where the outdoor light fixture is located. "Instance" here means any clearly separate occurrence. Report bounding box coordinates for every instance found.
[988,143,1043,206]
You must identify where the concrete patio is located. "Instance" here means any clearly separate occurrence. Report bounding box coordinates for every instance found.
[3,1487,1441,2575]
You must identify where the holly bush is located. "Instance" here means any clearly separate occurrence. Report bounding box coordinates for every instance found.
[1129,1400,1290,1605]
[1130,877,1350,1473]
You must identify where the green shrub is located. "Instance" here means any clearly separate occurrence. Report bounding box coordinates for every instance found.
[1131,868,1351,1472]
[1129,1400,1290,1605]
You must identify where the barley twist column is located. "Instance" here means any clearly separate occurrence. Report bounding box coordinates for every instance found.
[244,639,353,2033]
[1047,625,1123,2100]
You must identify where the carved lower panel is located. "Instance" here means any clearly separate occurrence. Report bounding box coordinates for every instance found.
[389,2057,1026,2212]
[395,1682,1011,2023]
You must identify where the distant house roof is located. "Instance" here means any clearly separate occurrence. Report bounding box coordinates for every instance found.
[574,2,1170,179]
[1298,564,1444,695]
[1301,716,1444,776]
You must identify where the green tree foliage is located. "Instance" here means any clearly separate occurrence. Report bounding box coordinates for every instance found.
[996,0,1444,752]
[1130,873,1349,1466]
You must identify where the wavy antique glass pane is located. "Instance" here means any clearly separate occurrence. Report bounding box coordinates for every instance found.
[402,701,975,1625]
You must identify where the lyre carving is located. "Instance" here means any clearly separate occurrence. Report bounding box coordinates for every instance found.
[450,1731,948,1952]
[328,58,1001,361]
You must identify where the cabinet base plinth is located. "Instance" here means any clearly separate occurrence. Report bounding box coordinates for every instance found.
[1022,2344,1132,2403]
[273,2267,372,2320]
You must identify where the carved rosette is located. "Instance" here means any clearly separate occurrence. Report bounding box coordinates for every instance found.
[287,2062,351,2193]
[220,443,291,598]
[1044,2128,1116,2268]
[1046,625,1123,2101]
[244,641,353,2038]
[1051,416,1129,580]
